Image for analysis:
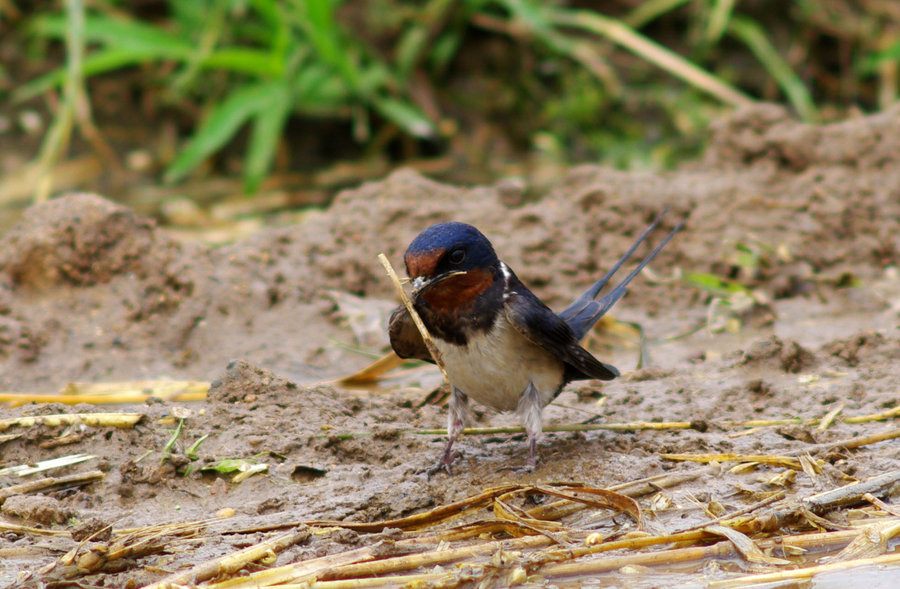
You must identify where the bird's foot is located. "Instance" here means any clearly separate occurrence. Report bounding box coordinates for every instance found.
[501,437,540,473]
[499,455,539,474]
[425,460,452,478]
[425,449,460,479]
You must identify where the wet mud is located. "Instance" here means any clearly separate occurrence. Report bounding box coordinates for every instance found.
[1,104,899,586]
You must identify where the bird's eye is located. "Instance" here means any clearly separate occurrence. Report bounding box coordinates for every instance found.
[448,248,467,265]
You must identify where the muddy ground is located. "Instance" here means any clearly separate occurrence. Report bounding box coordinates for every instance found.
[1,103,899,587]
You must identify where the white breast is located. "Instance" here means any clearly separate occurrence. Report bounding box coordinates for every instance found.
[433,309,565,412]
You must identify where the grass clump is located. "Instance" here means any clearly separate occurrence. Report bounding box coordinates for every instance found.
[7,0,899,199]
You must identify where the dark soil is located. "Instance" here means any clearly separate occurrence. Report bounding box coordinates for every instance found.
[2,104,900,587]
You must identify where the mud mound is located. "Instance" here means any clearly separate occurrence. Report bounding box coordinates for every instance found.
[208,359,302,404]
[731,335,817,374]
[704,103,900,170]
[0,193,173,290]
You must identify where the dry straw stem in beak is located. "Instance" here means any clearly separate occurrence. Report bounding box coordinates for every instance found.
[378,252,451,383]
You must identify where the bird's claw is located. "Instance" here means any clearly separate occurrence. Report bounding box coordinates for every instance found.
[426,461,452,479]
[425,450,460,478]
[500,439,540,473]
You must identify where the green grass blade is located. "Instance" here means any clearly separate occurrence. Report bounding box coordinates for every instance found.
[297,0,360,90]
[299,0,340,63]
[29,13,194,57]
[857,41,900,73]
[31,0,85,203]
[624,0,691,28]
[201,47,285,77]
[549,9,754,108]
[395,0,456,76]
[705,0,735,44]
[727,16,818,122]
[248,0,281,29]
[186,434,209,460]
[293,64,349,110]
[396,25,429,77]
[684,272,748,295]
[20,12,197,102]
[201,458,258,473]
[14,47,168,102]
[162,418,184,457]
[164,82,276,184]
[491,1,619,93]
[244,82,292,192]
[428,29,464,72]
[248,0,290,56]
[498,0,554,37]
[372,96,435,138]
[356,61,392,96]
[497,0,577,56]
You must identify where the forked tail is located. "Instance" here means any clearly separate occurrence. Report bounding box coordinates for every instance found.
[558,209,685,340]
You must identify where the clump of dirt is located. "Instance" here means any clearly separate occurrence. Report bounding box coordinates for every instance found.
[733,335,816,373]
[1,494,73,525]
[0,193,175,290]
[2,104,900,586]
[826,331,897,367]
[207,359,301,404]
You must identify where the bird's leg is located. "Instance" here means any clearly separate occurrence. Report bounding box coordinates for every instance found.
[427,386,469,477]
[518,383,543,472]
[528,437,539,470]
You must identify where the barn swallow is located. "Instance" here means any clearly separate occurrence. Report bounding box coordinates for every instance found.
[389,210,683,474]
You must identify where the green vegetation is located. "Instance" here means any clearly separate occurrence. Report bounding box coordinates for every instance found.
[683,239,777,333]
[6,0,899,198]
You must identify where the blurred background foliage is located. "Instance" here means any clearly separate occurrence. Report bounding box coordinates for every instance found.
[0,0,898,234]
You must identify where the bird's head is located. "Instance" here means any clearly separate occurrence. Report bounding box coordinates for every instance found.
[403,222,500,310]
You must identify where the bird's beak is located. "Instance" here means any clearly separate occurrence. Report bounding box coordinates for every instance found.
[410,270,467,296]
